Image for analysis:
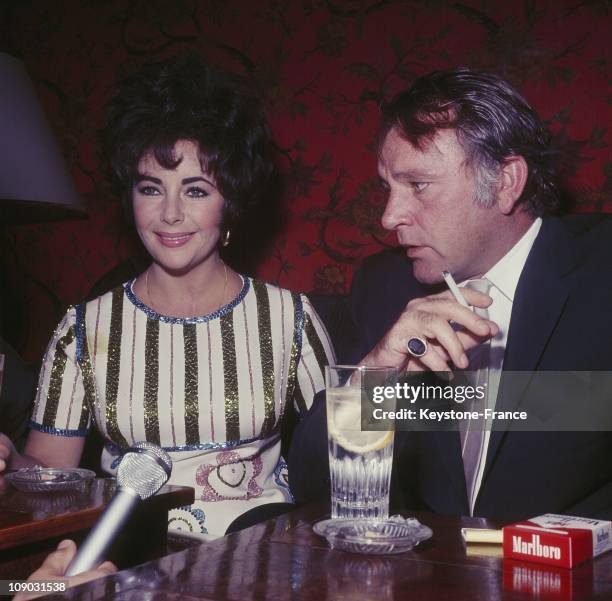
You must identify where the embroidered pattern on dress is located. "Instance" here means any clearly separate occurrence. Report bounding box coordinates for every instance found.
[168,506,208,534]
[196,450,263,501]
[273,458,291,492]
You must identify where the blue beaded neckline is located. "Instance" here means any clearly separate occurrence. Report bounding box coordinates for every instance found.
[124,274,250,325]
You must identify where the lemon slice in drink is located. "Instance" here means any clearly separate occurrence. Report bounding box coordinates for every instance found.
[328,400,393,454]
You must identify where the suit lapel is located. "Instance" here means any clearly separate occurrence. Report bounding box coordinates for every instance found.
[482,218,573,479]
[503,220,572,373]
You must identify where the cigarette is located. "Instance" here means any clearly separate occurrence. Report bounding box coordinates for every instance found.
[442,271,470,308]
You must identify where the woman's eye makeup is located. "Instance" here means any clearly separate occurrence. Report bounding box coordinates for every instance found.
[135,185,210,197]
[186,186,208,197]
[137,185,161,195]
[134,175,215,198]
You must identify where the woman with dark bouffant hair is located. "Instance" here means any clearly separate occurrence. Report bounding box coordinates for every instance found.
[1,56,335,539]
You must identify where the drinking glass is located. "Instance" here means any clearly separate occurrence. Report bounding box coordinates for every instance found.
[326,365,398,519]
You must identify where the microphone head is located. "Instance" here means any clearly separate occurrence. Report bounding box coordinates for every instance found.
[116,441,172,500]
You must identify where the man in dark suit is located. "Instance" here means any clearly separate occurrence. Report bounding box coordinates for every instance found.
[289,68,612,521]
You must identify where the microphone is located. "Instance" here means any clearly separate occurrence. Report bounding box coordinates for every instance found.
[65,441,172,576]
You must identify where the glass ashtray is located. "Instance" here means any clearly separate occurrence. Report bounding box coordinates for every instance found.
[5,467,96,493]
[313,515,432,555]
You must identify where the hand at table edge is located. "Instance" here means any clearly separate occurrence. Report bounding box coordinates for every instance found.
[13,539,118,600]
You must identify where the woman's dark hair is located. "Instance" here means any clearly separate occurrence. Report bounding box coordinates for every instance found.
[101,55,275,231]
[378,68,561,216]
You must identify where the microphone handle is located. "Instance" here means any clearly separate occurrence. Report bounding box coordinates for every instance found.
[65,487,140,576]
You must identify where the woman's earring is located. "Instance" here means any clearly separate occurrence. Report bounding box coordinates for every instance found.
[222,230,231,247]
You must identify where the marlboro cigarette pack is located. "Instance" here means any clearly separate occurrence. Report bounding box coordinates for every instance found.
[503,513,612,568]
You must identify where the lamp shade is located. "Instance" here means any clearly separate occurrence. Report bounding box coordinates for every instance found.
[0,53,87,223]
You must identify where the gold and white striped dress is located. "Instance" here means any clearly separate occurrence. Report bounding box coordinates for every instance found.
[30,276,335,537]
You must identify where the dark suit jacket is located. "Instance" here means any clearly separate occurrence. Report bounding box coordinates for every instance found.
[289,215,612,521]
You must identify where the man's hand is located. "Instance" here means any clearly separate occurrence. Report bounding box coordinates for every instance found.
[14,539,117,600]
[362,287,499,372]
[0,433,16,472]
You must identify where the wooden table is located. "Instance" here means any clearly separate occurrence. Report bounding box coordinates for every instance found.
[38,503,612,600]
[0,477,194,580]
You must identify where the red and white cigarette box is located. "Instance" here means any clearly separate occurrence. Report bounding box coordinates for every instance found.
[502,513,612,568]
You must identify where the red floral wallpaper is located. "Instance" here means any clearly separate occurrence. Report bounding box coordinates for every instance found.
[1,0,610,364]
